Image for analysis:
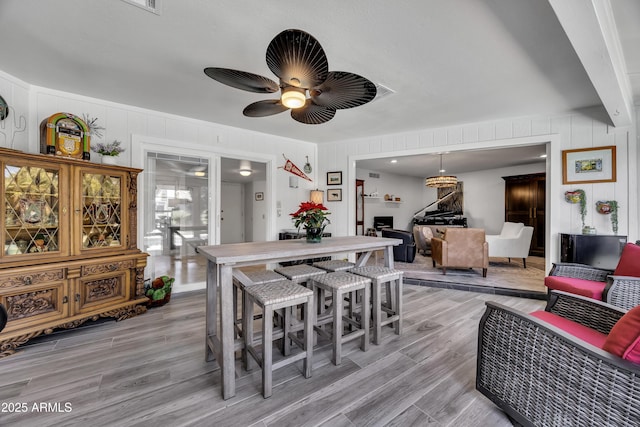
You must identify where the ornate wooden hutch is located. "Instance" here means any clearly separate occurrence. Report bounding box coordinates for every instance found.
[0,147,148,357]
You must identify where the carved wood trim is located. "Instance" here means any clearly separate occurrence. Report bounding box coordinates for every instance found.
[84,277,121,303]
[0,270,65,288]
[0,330,45,358]
[99,304,147,321]
[135,267,145,297]
[81,260,134,276]
[128,171,138,250]
[6,289,57,320]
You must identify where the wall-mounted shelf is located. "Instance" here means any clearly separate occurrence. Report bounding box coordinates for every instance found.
[364,196,381,200]
[384,200,403,204]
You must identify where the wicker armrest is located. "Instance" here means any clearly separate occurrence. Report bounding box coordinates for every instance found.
[545,290,625,334]
[477,301,640,427]
[548,262,612,281]
[604,275,640,310]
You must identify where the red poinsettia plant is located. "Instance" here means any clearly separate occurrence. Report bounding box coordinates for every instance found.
[290,201,331,230]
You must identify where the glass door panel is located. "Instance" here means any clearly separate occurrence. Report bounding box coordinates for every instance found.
[4,163,61,256]
[81,172,122,249]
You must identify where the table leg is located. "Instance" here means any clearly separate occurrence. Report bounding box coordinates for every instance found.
[383,246,395,269]
[220,264,235,400]
[206,260,218,362]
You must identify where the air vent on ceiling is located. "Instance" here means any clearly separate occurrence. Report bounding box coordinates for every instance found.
[373,83,395,102]
[120,0,161,14]
[369,172,380,179]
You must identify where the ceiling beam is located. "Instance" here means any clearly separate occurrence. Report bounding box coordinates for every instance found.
[549,0,633,127]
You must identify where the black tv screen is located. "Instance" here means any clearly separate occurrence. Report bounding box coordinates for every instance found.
[373,216,393,231]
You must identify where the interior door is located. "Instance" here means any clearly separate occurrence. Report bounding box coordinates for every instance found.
[221,182,244,243]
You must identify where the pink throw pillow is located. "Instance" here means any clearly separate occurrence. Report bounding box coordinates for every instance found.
[613,243,640,277]
[603,305,640,363]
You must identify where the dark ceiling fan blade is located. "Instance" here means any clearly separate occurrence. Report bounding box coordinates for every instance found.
[310,71,377,109]
[291,101,336,124]
[266,29,329,89]
[204,67,279,93]
[243,100,289,117]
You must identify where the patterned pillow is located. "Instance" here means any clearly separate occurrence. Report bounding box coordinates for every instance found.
[603,304,640,363]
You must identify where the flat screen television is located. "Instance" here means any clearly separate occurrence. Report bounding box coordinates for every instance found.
[373,216,394,231]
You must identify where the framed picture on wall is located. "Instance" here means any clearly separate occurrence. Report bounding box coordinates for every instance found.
[327,171,342,185]
[327,188,342,201]
[562,145,616,184]
[255,192,264,201]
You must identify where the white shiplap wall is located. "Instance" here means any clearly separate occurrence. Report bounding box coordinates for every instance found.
[0,69,318,240]
[320,106,638,268]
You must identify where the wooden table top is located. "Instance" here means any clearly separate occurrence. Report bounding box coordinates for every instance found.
[197,236,401,266]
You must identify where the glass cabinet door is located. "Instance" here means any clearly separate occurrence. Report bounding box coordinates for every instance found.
[3,163,63,257]
[81,172,124,250]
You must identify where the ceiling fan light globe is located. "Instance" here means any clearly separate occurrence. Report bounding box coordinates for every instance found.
[281,87,306,109]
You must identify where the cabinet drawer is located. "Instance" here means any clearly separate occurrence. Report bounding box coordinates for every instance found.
[0,268,65,289]
[1,282,68,332]
[81,259,135,277]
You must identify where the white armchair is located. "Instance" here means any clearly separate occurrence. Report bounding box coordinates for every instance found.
[412,225,433,256]
[486,222,534,268]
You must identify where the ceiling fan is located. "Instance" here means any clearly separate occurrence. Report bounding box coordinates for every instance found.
[204,29,377,125]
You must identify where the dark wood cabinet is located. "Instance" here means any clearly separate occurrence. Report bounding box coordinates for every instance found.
[503,173,545,257]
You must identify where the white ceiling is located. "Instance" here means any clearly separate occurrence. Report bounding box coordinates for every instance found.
[1,0,638,150]
[357,144,547,178]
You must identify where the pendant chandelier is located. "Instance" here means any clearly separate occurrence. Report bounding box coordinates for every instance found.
[426,154,458,188]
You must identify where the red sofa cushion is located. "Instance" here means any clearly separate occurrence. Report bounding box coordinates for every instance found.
[614,243,640,277]
[531,311,608,348]
[544,276,606,300]
[603,305,640,364]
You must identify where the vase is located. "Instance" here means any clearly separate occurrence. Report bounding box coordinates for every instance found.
[101,155,118,165]
[305,227,323,243]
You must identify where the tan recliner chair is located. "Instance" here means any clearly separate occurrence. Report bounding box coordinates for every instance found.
[431,228,489,277]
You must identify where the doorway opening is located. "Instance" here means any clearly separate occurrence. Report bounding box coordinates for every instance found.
[219,157,268,244]
[143,152,210,293]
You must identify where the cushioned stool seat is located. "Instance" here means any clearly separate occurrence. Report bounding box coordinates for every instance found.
[313,260,355,272]
[274,264,327,286]
[350,266,403,344]
[310,272,371,365]
[243,280,314,398]
[233,270,286,337]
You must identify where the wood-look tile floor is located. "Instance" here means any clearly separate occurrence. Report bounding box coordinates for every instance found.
[0,286,545,427]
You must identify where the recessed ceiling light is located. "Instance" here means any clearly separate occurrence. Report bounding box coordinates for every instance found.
[390,159,397,164]
[539,154,547,158]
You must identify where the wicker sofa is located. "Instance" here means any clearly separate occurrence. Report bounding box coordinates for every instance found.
[545,242,640,310]
[477,291,640,427]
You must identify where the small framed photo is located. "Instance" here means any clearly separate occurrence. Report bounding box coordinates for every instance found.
[255,192,264,201]
[562,145,616,184]
[327,188,342,201]
[327,171,342,185]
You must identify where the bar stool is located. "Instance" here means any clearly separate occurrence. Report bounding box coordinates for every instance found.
[311,272,371,365]
[243,280,314,398]
[350,266,403,344]
[232,270,285,338]
[313,259,355,272]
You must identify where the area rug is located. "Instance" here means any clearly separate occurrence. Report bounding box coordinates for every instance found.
[382,253,547,299]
